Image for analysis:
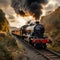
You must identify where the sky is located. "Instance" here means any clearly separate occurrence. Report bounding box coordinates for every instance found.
[42,0,60,15]
[0,0,60,28]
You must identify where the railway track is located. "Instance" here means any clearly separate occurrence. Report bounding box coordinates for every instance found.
[25,42,60,60]
[14,35,60,60]
[37,49,60,60]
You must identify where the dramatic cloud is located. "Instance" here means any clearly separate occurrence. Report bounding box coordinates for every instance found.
[12,0,48,20]
[0,0,60,27]
[43,0,60,15]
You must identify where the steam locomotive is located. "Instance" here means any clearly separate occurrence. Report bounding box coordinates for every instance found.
[21,21,50,49]
[12,21,50,49]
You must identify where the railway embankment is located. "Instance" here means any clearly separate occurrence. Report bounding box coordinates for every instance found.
[0,33,28,60]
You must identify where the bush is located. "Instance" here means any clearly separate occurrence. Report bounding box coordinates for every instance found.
[0,34,26,60]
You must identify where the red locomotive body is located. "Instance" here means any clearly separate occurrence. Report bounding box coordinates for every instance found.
[32,38,48,44]
[29,37,49,49]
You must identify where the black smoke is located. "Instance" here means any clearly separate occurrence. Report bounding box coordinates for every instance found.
[19,10,26,16]
[12,0,48,20]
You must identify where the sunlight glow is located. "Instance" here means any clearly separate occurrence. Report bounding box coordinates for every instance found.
[15,15,26,27]
[12,14,35,28]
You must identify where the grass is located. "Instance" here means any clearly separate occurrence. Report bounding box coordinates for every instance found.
[46,30,60,54]
[47,44,60,53]
[0,33,27,60]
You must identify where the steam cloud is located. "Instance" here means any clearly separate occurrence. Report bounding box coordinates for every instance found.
[11,0,48,20]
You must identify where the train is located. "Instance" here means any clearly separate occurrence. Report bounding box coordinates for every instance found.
[12,23,51,49]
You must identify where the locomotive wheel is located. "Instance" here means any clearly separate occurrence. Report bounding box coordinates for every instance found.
[34,42,40,49]
[42,44,47,49]
[29,40,32,44]
[34,42,37,47]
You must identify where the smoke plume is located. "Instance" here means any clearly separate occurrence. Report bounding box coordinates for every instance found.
[11,0,48,20]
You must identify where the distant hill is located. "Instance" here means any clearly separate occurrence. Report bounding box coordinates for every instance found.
[0,9,9,33]
[41,7,60,46]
